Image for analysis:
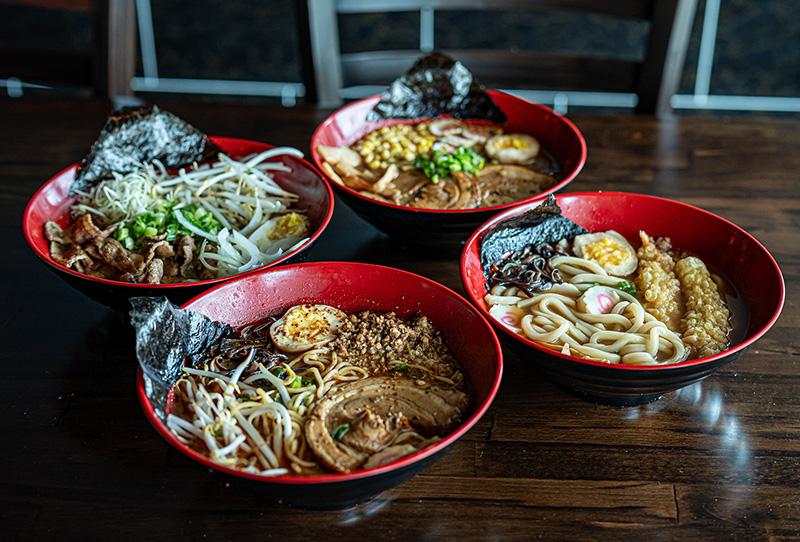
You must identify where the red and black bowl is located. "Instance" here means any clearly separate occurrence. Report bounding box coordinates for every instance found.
[310,90,586,252]
[137,261,503,509]
[461,191,784,406]
[23,137,334,312]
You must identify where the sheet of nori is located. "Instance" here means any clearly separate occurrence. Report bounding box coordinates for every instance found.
[70,105,221,196]
[479,196,588,277]
[129,296,233,421]
[366,52,507,124]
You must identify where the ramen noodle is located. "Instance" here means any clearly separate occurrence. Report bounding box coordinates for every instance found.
[167,305,468,476]
[317,119,560,210]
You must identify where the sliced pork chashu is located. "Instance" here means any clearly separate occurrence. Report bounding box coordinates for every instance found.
[305,376,468,473]
[477,164,556,207]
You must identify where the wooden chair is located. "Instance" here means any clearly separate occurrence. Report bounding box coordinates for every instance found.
[0,0,137,99]
[298,0,698,116]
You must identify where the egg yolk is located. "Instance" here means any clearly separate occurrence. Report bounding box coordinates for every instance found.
[283,309,333,342]
[582,238,630,267]
[268,212,307,240]
[492,135,529,150]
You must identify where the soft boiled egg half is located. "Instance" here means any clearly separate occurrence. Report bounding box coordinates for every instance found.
[270,304,347,353]
[572,230,638,277]
[485,133,541,164]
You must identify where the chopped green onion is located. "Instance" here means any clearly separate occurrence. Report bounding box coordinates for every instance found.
[289,375,316,388]
[415,146,485,183]
[112,200,221,250]
[332,423,350,441]
[615,281,637,296]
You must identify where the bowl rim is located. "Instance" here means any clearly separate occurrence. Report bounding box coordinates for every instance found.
[137,261,504,485]
[23,136,335,291]
[309,90,587,215]
[460,190,786,372]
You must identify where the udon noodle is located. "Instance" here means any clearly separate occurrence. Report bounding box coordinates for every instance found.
[488,255,686,365]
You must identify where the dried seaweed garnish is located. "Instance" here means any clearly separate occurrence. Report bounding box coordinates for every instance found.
[130,296,233,421]
[479,195,588,279]
[71,105,221,196]
[366,52,507,124]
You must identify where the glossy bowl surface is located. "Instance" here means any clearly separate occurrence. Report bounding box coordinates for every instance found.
[461,191,785,405]
[23,137,334,311]
[137,261,503,508]
[310,90,586,250]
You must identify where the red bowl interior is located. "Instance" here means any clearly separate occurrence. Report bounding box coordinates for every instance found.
[461,191,785,372]
[138,261,503,486]
[23,137,334,293]
[310,90,587,214]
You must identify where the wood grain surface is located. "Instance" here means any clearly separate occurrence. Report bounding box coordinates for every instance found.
[1,96,798,541]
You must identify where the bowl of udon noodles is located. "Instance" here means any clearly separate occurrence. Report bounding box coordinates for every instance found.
[135,261,503,509]
[23,137,334,312]
[310,90,586,251]
[461,191,784,406]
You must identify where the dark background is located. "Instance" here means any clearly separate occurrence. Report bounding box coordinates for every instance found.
[2,0,799,113]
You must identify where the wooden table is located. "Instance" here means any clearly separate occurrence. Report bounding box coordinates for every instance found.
[2,97,798,540]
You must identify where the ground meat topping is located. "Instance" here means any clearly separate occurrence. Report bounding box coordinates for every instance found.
[329,311,461,384]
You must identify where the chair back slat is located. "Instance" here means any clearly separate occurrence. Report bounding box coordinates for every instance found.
[301,0,698,116]
[0,0,137,98]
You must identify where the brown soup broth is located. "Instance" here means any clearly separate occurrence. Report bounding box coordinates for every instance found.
[323,119,563,209]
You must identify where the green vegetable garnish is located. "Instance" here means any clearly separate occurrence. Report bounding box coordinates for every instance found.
[270,367,289,379]
[389,362,424,379]
[332,423,350,441]
[615,281,637,296]
[415,146,485,183]
[113,201,222,249]
[588,280,637,297]
[289,375,315,388]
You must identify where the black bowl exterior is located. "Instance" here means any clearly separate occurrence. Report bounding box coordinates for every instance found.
[461,191,785,406]
[135,368,447,509]
[498,331,748,406]
[24,138,334,312]
[332,186,500,251]
[312,91,587,251]
[41,243,315,312]
[136,262,504,508]
[209,443,452,509]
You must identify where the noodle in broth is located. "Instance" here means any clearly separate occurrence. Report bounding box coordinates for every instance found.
[167,307,468,476]
[488,256,685,365]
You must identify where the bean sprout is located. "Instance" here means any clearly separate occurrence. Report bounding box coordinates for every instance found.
[75,149,311,279]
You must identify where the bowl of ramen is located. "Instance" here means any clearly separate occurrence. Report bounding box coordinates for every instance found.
[23,136,334,311]
[134,261,503,509]
[461,192,784,405]
[311,90,586,250]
